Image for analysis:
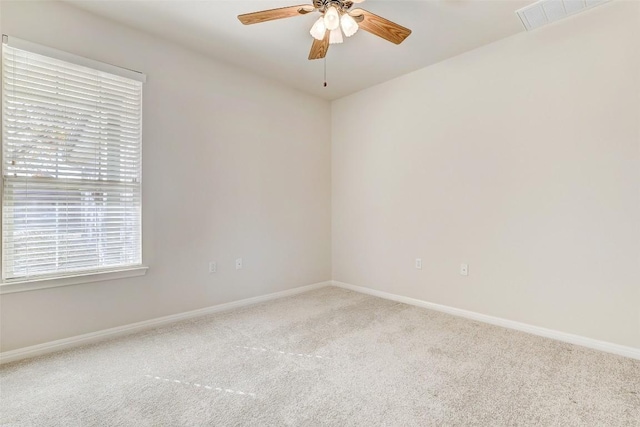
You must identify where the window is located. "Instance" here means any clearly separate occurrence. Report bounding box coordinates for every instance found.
[1,37,146,285]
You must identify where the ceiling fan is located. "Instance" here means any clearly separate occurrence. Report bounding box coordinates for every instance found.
[238,0,412,60]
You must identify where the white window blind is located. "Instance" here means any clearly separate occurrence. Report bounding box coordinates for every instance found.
[2,39,144,281]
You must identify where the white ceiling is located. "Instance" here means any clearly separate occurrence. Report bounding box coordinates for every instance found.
[68,0,533,100]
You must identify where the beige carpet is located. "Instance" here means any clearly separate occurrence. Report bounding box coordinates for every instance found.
[1,286,639,426]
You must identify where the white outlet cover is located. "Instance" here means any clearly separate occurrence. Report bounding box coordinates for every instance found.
[235,258,242,270]
[209,262,216,273]
[460,263,469,276]
[415,258,422,270]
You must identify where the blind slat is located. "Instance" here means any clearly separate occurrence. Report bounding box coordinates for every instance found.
[4,66,143,98]
[5,90,141,120]
[6,114,141,134]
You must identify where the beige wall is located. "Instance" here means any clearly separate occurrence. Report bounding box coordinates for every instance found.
[332,1,640,348]
[2,1,639,354]
[0,1,332,352]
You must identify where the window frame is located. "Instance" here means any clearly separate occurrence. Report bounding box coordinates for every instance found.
[0,36,148,293]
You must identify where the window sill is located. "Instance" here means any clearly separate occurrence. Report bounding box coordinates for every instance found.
[0,266,148,294]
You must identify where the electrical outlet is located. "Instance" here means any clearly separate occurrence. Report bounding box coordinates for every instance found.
[208,261,216,273]
[235,258,242,270]
[460,263,469,276]
[415,258,422,270]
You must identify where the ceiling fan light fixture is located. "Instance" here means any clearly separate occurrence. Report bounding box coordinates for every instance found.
[329,27,343,44]
[237,2,412,61]
[310,17,326,40]
[324,6,340,31]
[340,13,358,37]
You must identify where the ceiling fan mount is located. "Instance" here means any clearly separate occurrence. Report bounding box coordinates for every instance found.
[312,0,355,14]
[238,0,411,61]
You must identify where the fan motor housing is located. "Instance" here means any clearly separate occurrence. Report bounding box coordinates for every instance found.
[313,0,354,13]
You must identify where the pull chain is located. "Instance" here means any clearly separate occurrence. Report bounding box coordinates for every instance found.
[323,56,327,87]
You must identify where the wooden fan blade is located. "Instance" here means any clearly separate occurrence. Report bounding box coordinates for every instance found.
[238,5,314,25]
[308,30,330,60]
[349,8,411,45]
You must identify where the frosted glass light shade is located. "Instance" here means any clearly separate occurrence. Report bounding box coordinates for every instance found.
[329,27,343,44]
[340,13,359,37]
[310,17,326,40]
[324,6,340,31]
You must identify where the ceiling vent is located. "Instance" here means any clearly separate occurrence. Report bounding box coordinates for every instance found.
[516,0,610,31]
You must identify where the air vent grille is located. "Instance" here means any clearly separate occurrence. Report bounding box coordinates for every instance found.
[516,0,610,31]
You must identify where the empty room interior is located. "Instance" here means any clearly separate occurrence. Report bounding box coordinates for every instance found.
[0,0,639,425]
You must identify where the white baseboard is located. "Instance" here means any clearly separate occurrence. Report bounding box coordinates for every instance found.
[4,280,638,364]
[332,281,640,361]
[0,281,332,365]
